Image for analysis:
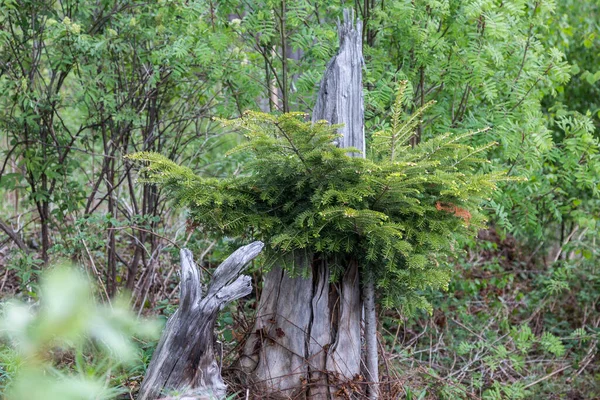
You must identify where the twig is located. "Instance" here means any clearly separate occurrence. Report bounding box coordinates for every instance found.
[79,232,112,307]
[0,268,9,292]
[572,339,597,380]
[107,225,180,249]
[451,318,486,342]
[523,364,571,389]
[0,218,28,252]
[553,225,579,263]
[418,366,481,400]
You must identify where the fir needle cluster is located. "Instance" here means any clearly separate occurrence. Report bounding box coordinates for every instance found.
[128,83,509,312]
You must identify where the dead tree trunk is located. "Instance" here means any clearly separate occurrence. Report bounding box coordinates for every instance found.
[138,242,264,400]
[311,10,364,156]
[239,10,365,399]
[314,10,378,398]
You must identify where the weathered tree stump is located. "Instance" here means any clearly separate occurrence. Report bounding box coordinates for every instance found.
[312,9,364,156]
[239,10,365,399]
[138,241,264,400]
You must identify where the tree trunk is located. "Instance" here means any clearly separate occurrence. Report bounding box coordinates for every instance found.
[240,260,362,399]
[138,241,263,400]
[240,10,365,399]
[363,281,378,399]
[311,9,364,156]
[315,10,378,397]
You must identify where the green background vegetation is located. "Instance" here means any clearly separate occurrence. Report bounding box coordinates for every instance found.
[0,0,599,398]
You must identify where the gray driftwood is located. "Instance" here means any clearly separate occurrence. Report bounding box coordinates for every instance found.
[138,241,264,400]
[239,10,365,399]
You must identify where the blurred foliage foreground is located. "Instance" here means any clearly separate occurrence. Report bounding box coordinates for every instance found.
[0,266,160,400]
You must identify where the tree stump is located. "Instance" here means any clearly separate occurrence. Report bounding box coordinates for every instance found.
[239,10,364,399]
[138,241,264,400]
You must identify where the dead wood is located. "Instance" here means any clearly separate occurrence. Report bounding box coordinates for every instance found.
[138,241,264,400]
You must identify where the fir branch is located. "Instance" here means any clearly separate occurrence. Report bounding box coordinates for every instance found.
[274,119,313,173]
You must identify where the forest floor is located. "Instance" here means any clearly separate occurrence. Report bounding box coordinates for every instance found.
[0,229,599,399]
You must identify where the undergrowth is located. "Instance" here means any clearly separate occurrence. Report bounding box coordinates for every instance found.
[1,228,598,399]
[376,229,600,399]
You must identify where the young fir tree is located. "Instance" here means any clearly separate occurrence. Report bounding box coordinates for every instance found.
[128,82,507,312]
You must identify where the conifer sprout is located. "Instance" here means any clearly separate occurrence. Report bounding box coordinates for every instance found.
[128,90,511,313]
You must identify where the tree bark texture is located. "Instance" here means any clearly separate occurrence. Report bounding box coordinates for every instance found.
[240,10,365,399]
[312,9,364,156]
[138,241,264,400]
[240,261,361,399]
